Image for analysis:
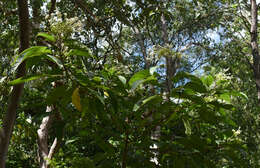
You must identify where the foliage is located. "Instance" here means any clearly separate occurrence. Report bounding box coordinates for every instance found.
[0,0,259,167]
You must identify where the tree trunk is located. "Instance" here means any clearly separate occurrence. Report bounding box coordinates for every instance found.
[37,106,62,168]
[161,13,177,95]
[0,0,29,167]
[250,0,260,104]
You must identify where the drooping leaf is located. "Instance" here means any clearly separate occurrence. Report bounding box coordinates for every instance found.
[129,69,150,87]
[118,75,126,85]
[12,46,52,72]
[131,76,157,91]
[88,88,105,105]
[133,95,162,112]
[37,32,56,42]
[44,55,63,68]
[173,72,205,86]
[8,74,60,85]
[230,91,248,100]
[184,81,207,93]
[67,48,95,59]
[72,87,82,112]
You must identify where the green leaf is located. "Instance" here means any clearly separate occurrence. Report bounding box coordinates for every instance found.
[219,92,231,103]
[173,72,207,92]
[8,74,60,85]
[182,118,192,136]
[209,101,234,110]
[216,91,248,103]
[230,91,248,100]
[65,138,78,145]
[118,75,126,85]
[131,75,157,91]
[201,75,214,87]
[129,69,150,86]
[67,48,95,59]
[37,32,56,42]
[173,89,205,104]
[88,88,105,105]
[12,46,52,72]
[44,55,63,68]
[133,95,162,112]
[184,81,207,93]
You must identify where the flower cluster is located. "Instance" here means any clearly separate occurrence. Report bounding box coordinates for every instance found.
[45,11,83,38]
[147,44,181,64]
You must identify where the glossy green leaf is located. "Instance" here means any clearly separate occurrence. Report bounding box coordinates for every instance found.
[37,32,56,42]
[44,55,63,68]
[118,75,126,85]
[12,46,52,72]
[8,74,60,85]
[184,81,207,93]
[131,76,157,90]
[129,69,150,87]
[133,95,162,112]
[230,91,248,100]
[67,48,95,59]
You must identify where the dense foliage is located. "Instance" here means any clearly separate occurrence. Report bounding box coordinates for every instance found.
[0,0,259,167]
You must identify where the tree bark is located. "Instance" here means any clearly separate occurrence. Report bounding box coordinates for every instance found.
[0,0,29,167]
[37,106,62,168]
[250,0,260,104]
[161,12,178,95]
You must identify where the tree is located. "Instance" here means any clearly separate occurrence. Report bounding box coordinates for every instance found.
[0,0,258,167]
[0,0,29,167]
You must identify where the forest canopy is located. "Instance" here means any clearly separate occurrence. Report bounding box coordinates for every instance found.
[0,0,260,167]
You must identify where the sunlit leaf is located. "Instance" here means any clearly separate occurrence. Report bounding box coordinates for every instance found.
[8,74,60,85]
[118,75,126,85]
[12,46,52,72]
[129,69,150,86]
[201,75,214,87]
[67,48,95,59]
[37,32,56,42]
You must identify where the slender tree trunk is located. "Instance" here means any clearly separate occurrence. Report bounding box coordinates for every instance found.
[37,106,62,168]
[0,0,29,167]
[161,13,176,96]
[250,0,260,104]
[37,107,54,168]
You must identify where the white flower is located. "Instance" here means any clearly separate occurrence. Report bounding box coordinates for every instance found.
[232,127,241,136]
